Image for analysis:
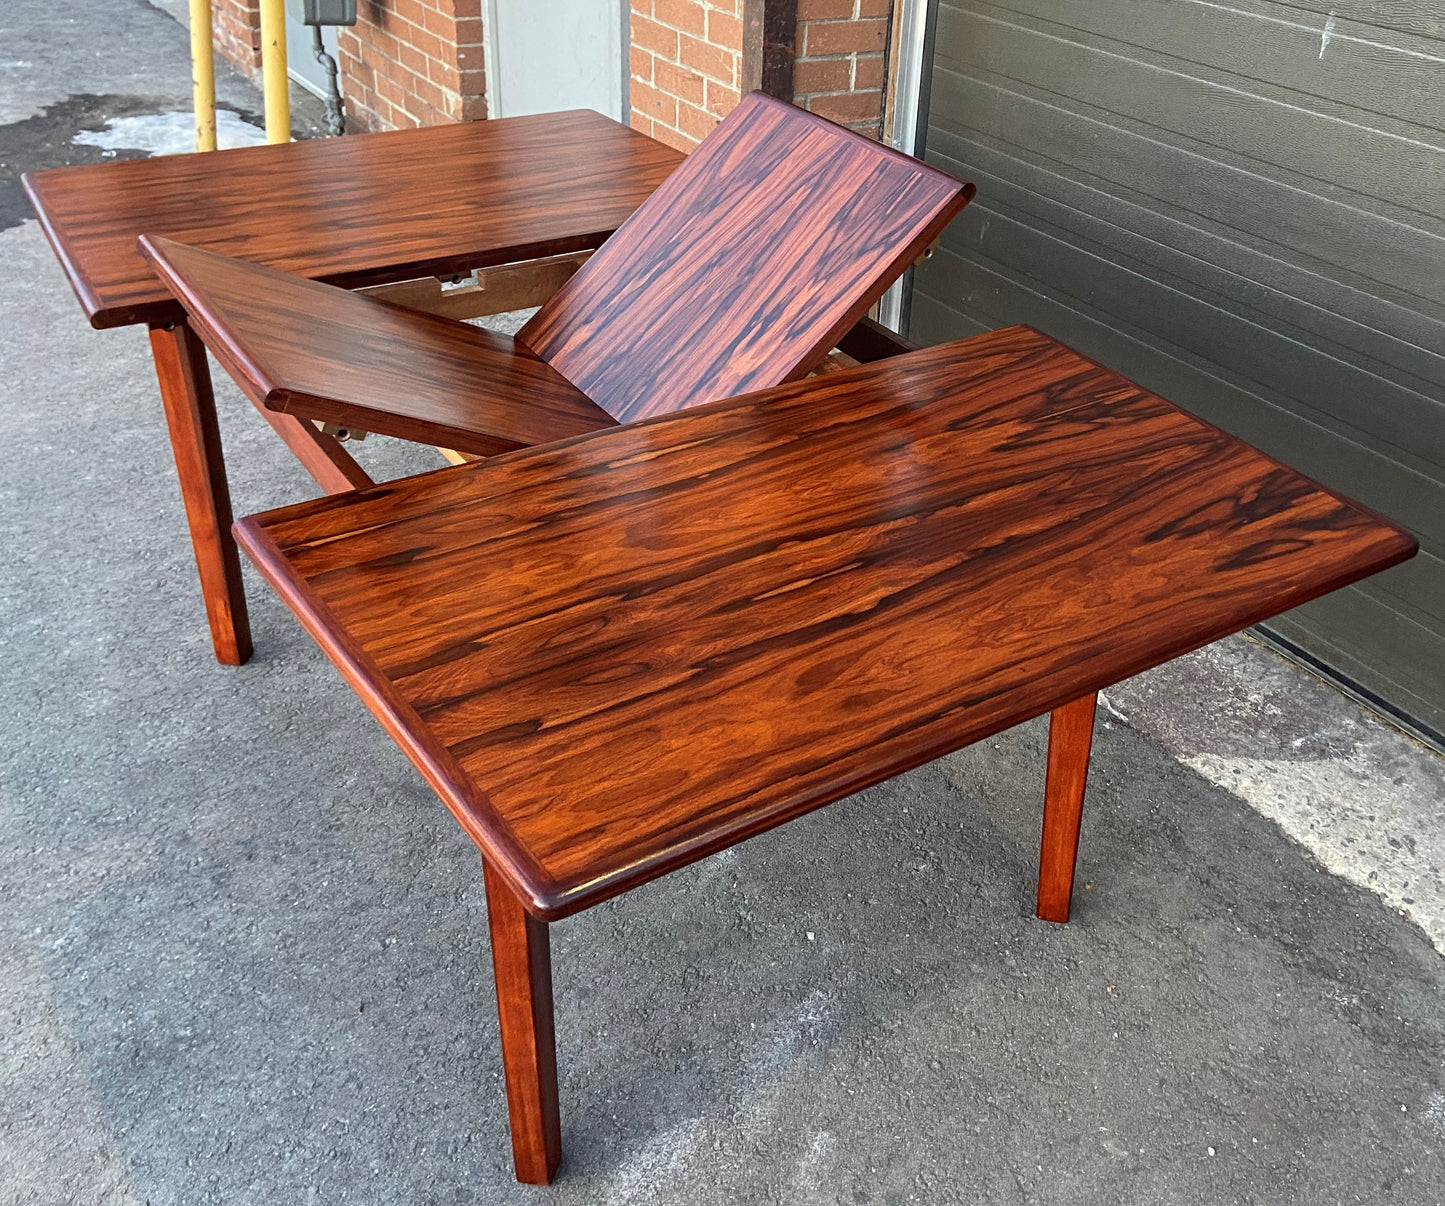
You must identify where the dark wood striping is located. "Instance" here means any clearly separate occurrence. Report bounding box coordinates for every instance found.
[1037,693,1098,923]
[519,92,974,423]
[235,325,1416,920]
[141,236,616,458]
[483,859,561,1185]
[23,111,683,330]
[148,319,252,665]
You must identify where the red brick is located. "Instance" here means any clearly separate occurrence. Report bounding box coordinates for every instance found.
[630,46,654,83]
[630,79,679,126]
[654,0,706,35]
[805,88,882,124]
[409,74,448,112]
[630,109,654,137]
[707,8,742,50]
[804,17,887,54]
[793,56,850,94]
[857,0,892,15]
[387,0,428,29]
[678,32,736,85]
[704,78,740,117]
[397,41,428,79]
[419,5,450,37]
[676,99,719,141]
[656,59,706,105]
[651,122,699,153]
[427,49,460,81]
[797,0,854,17]
[453,16,483,45]
[853,51,885,88]
[632,14,680,58]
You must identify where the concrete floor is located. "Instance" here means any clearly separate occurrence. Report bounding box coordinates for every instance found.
[3,2,1445,1201]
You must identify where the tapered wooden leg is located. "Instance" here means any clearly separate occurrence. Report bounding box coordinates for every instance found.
[148,320,252,666]
[483,859,562,1185]
[1036,692,1097,923]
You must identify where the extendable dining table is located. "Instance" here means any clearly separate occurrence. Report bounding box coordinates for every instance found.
[23,102,1419,1189]
[235,324,1416,1182]
[23,112,684,665]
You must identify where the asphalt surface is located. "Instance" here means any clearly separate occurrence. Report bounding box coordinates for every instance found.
[2,1,1444,1202]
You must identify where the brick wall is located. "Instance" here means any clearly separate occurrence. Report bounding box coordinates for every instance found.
[630,0,895,151]
[213,0,263,77]
[628,0,744,152]
[208,0,486,131]
[793,0,890,138]
[208,0,892,144]
[337,0,486,130]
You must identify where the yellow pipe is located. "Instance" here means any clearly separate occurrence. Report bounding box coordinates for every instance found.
[189,0,216,151]
[259,0,291,144]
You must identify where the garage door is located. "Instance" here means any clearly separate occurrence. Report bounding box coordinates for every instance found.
[909,0,1445,743]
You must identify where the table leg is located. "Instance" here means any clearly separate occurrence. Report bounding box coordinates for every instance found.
[148,319,252,666]
[1036,691,1098,924]
[483,858,562,1185]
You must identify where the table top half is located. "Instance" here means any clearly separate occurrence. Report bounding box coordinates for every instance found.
[23,110,683,329]
[234,325,1417,920]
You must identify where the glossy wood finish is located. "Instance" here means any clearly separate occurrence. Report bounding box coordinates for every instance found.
[138,99,957,463]
[519,92,974,423]
[483,859,562,1185]
[234,325,1417,922]
[148,320,252,665]
[256,409,375,496]
[1036,693,1098,923]
[141,236,615,459]
[23,111,683,330]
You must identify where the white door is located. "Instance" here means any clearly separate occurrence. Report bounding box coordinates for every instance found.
[485,0,625,121]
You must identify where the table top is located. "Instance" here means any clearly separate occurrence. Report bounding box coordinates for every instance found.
[23,110,682,330]
[234,325,1416,920]
[141,234,616,458]
[518,93,972,423]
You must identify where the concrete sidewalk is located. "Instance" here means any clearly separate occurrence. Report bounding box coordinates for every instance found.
[2,2,1444,1202]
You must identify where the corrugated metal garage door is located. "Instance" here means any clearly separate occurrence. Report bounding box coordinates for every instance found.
[909,0,1445,742]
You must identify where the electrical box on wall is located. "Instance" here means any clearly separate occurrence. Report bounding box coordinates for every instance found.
[288,0,357,25]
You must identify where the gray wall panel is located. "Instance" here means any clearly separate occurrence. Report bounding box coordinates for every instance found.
[934,5,1445,220]
[925,69,1445,311]
[912,0,1445,739]
[918,193,1445,471]
[970,0,1445,132]
[923,131,1445,409]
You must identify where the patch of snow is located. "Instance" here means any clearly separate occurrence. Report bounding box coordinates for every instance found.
[73,110,266,157]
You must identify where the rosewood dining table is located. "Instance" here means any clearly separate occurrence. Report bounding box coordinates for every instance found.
[234,323,1416,1183]
[22,112,685,666]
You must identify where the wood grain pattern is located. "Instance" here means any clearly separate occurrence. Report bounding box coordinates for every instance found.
[1036,693,1098,924]
[483,859,561,1185]
[148,320,252,665]
[24,111,682,330]
[254,409,376,496]
[141,236,615,458]
[234,325,1417,921]
[519,92,974,423]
